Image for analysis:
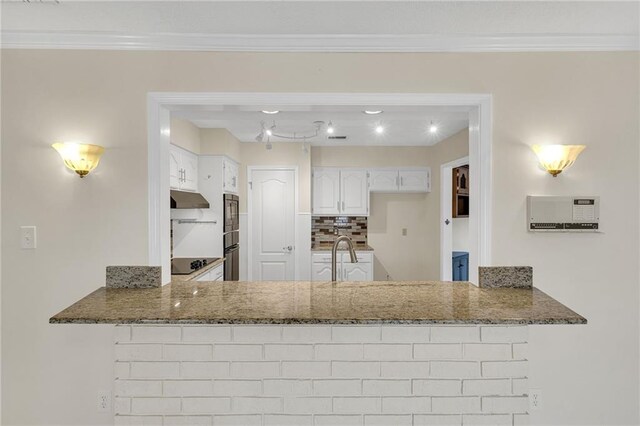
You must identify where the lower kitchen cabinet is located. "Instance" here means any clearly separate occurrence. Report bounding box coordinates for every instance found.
[311,252,373,281]
[343,262,372,281]
[452,251,469,281]
[195,264,224,282]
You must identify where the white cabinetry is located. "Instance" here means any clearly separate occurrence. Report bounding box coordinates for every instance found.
[340,169,369,216]
[399,169,430,192]
[312,169,341,215]
[195,264,224,282]
[369,170,398,192]
[369,168,430,193]
[170,144,199,192]
[223,158,239,195]
[311,251,373,281]
[312,168,368,216]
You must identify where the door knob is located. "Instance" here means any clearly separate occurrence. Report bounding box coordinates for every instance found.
[283,246,293,252]
[445,219,451,225]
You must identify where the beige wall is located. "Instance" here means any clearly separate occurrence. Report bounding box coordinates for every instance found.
[170,117,201,154]
[200,128,241,162]
[311,131,468,281]
[1,50,638,426]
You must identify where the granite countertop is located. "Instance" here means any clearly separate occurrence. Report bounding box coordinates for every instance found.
[312,243,374,251]
[50,281,586,325]
[171,258,225,282]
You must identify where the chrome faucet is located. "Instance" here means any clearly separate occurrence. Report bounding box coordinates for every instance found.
[331,235,358,281]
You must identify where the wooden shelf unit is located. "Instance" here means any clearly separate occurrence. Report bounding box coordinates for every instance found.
[452,165,469,218]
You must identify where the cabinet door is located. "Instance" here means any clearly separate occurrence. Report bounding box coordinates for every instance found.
[399,169,430,193]
[311,263,335,281]
[169,145,182,190]
[181,150,199,192]
[223,159,239,194]
[369,170,399,192]
[210,265,224,281]
[195,270,212,282]
[230,162,239,193]
[343,262,371,281]
[340,169,369,216]
[312,169,341,215]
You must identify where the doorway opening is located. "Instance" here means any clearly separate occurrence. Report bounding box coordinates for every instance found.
[148,93,492,284]
[441,156,470,281]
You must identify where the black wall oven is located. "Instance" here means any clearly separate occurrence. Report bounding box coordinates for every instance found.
[224,194,239,233]
[223,194,240,281]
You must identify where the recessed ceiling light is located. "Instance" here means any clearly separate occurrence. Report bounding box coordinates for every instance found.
[363,110,383,115]
[262,110,280,114]
[375,125,384,134]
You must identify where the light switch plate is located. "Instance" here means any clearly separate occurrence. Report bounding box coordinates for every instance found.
[20,226,36,249]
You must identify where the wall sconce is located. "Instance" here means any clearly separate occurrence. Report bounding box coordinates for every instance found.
[532,144,586,177]
[52,142,105,178]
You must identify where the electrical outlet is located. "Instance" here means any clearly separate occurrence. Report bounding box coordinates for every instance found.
[20,226,37,249]
[529,388,541,411]
[97,390,111,413]
[402,228,407,236]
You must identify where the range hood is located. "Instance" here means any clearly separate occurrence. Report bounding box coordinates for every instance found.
[170,190,210,209]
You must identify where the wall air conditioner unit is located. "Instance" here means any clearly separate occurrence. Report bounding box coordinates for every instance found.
[527,196,600,232]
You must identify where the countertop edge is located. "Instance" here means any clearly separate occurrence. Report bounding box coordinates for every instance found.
[50,318,587,325]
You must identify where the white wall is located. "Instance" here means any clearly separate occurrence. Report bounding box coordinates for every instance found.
[452,218,470,252]
[1,51,638,425]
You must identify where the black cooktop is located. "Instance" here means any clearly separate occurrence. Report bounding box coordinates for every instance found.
[171,257,220,275]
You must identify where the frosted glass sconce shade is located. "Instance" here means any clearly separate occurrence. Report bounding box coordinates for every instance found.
[52,142,105,178]
[532,144,585,177]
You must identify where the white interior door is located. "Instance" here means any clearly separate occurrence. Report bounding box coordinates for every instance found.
[250,169,296,281]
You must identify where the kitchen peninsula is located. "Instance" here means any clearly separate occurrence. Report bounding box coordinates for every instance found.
[51,279,584,426]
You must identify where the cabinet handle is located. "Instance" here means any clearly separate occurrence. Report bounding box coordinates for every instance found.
[342,201,345,211]
[400,176,404,186]
[337,201,340,212]
[396,175,399,186]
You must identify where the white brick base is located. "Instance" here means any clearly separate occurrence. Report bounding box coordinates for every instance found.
[114,325,529,426]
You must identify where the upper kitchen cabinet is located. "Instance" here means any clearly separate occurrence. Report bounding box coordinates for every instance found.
[340,169,369,216]
[170,144,199,192]
[312,168,341,215]
[312,168,368,216]
[223,158,239,195]
[369,170,399,192]
[369,168,431,193]
[399,169,431,192]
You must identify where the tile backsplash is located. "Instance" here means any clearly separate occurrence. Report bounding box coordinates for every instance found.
[311,216,368,245]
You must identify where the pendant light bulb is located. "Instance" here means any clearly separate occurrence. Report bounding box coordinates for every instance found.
[375,124,384,134]
[429,121,438,133]
[327,121,335,134]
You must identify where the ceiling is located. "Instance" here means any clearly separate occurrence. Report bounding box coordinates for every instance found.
[173,105,470,147]
[3,1,637,38]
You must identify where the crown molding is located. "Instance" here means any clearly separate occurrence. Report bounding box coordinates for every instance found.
[1,31,638,52]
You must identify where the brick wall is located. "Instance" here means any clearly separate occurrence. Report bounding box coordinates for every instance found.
[114,325,529,425]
